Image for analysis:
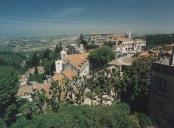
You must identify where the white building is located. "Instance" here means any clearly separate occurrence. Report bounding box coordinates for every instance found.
[54,49,89,81]
[111,31,146,54]
[90,31,146,54]
[90,33,112,43]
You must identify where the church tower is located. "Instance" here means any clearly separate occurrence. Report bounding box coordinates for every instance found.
[55,49,67,73]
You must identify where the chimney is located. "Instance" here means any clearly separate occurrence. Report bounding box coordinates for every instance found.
[169,46,174,66]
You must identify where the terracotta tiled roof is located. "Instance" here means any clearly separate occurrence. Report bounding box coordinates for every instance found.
[52,73,64,82]
[67,53,89,70]
[62,70,75,80]
[111,36,133,42]
[17,82,50,97]
[134,39,145,41]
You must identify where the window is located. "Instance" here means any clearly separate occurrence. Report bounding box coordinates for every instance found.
[158,79,167,93]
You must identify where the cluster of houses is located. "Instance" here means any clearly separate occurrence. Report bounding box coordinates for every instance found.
[54,49,89,79]
[16,32,148,104]
[17,41,91,102]
[90,30,146,54]
[16,31,174,127]
[18,32,173,106]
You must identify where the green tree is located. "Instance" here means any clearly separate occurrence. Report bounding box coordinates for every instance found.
[0,118,7,128]
[11,103,151,128]
[78,33,88,50]
[26,52,40,68]
[109,68,123,101]
[55,42,62,53]
[120,57,156,113]
[28,73,45,83]
[42,48,51,59]
[49,81,62,112]
[42,60,55,76]
[10,117,30,128]
[31,89,48,113]
[18,100,38,119]
[89,46,115,69]
[72,76,87,104]
[86,71,98,106]
[0,66,19,118]
[79,33,84,43]
[34,67,38,74]
[103,41,115,48]
[81,40,88,50]
[95,69,112,104]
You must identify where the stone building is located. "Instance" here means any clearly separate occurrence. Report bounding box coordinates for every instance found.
[149,48,174,128]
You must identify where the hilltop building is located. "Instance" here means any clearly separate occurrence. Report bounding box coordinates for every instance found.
[90,31,146,54]
[90,33,113,43]
[110,30,146,54]
[150,47,174,128]
[53,49,89,81]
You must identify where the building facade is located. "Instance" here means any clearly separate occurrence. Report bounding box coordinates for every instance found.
[55,49,89,80]
[150,55,174,128]
[113,38,146,54]
[90,32,146,54]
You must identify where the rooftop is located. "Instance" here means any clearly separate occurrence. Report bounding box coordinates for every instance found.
[62,70,75,80]
[108,55,133,66]
[52,73,64,82]
[17,82,50,97]
[67,52,89,70]
[111,36,133,42]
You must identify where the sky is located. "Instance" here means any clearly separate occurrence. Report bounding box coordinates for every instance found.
[0,0,174,37]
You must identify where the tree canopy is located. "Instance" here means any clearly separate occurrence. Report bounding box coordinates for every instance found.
[10,103,152,128]
[0,66,19,119]
[120,57,156,113]
[88,46,115,69]
[145,33,174,48]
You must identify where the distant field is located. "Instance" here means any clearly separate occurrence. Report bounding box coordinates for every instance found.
[0,35,81,52]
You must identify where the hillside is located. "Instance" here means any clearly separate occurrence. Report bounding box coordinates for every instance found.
[145,33,174,47]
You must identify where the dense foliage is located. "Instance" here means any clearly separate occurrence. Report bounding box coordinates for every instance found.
[0,66,19,123]
[145,33,174,48]
[120,57,156,113]
[11,103,152,128]
[0,39,156,127]
[28,73,46,83]
[0,51,26,73]
[89,46,115,69]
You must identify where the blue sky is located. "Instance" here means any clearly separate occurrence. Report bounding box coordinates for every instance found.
[0,0,174,37]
